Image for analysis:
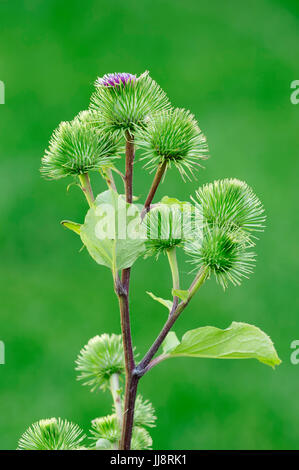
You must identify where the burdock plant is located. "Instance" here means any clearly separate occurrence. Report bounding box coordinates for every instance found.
[18,71,281,450]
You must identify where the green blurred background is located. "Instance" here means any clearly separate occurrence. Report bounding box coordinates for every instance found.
[1,0,298,450]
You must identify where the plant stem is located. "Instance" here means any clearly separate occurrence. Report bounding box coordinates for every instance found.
[136,306,180,374]
[136,267,208,375]
[121,373,139,447]
[104,168,118,192]
[78,173,94,207]
[118,130,137,450]
[141,161,167,218]
[187,267,209,300]
[117,291,135,373]
[117,285,136,449]
[124,130,135,204]
[167,247,180,314]
[111,167,126,193]
[138,354,168,376]
[110,373,122,427]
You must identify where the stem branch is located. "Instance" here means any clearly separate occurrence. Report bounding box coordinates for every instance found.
[104,168,118,192]
[110,373,122,427]
[124,131,135,204]
[136,267,208,374]
[167,247,180,314]
[78,173,94,207]
[141,161,167,218]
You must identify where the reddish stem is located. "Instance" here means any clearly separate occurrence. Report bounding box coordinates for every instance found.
[118,131,137,450]
[141,161,167,218]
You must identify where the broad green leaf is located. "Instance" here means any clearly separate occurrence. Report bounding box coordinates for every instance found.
[61,220,81,235]
[168,322,281,368]
[172,289,189,302]
[80,190,145,271]
[146,291,173,311]
[162,332,180,354]
[160,196,190,209]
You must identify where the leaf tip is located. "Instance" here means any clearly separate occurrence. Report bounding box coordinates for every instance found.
[61,220,81,235]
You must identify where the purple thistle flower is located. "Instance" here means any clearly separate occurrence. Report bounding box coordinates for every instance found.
[95,73,136,88]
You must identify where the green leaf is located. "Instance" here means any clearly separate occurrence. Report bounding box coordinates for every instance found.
[61,220,81,235]
[160,196,190,209]
[162,332,180,354]
[146,291,173,311]
[172,289,189,302]
[168,322,281,368]
[80,190,145,271]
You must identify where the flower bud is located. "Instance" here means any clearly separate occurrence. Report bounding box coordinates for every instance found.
[41,115,120,179]
[75,334,124,392]
[185,225,256,289]
[17,418,85,450]
[90,71,170,133]
[136,108,208,179]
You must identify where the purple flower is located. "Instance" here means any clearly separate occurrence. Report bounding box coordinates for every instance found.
[96,73,136,87]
